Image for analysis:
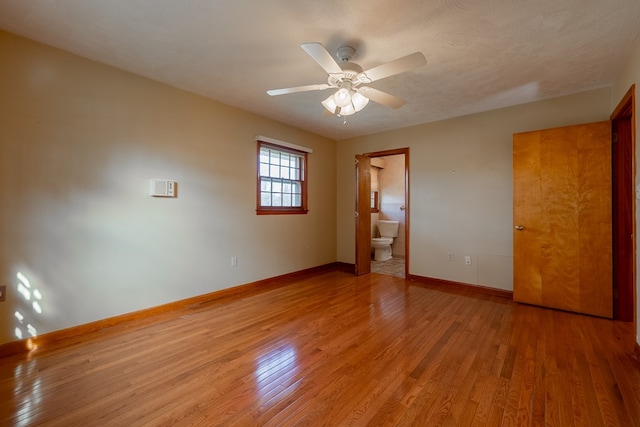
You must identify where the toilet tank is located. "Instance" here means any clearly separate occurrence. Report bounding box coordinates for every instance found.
[378,220,399,238]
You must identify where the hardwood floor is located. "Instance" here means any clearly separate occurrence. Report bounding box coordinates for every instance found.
[1,270,639,426]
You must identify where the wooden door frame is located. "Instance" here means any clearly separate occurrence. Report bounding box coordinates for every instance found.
[356,148,410,278]
[611,84,636,323]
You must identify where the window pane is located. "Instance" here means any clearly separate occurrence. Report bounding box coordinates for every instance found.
[270,165,280,177]
[283,182,291,194]
[270,151,280,165]
[283,194,292,206]
[272,193,282,206]
[273,181,282,193]
[260,148,270,163]
[260,163,270,176]
[281,167,290,179]
[261,192,271,206]
[261,179,271,191]
[292,194,301,207]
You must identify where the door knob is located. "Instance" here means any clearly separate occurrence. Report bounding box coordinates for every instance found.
[514,225,524,231]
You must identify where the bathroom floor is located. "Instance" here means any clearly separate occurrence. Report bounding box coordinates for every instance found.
[371,256,405,278]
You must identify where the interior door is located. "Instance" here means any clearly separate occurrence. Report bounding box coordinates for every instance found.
[513,121,613,318]
[355,155,371,276]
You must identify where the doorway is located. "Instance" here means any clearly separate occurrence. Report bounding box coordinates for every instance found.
[355,148,409,278]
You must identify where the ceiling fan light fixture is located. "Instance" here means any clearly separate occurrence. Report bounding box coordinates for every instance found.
[322,89,370,116]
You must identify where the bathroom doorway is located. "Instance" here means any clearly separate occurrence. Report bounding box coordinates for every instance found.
[355,148,409,278]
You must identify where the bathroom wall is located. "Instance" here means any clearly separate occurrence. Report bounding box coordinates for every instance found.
[378,154,405,257]
[0,31,337,346]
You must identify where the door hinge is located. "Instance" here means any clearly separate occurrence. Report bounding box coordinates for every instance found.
[612,132,618,143]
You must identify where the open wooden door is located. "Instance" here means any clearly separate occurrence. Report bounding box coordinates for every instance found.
[355,155,371,276]
[513,121,613,318]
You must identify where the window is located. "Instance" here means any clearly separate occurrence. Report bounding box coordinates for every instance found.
[257,141,308,215]
[371,191,379,213]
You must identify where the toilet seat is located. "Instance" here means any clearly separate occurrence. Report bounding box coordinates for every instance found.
[372,237,393,246]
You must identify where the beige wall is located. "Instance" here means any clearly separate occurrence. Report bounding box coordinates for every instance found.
[0,31,337,345]
[611,30,640,345]
[337,88,612,291]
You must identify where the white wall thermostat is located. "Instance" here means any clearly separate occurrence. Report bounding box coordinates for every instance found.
[149,179,176,197]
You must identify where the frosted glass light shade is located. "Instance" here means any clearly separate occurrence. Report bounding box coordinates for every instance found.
[333,88,352,107]
[351,92,369,111]
[322,95,338,114]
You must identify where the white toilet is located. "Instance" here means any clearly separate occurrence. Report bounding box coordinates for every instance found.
[372,220,399,261]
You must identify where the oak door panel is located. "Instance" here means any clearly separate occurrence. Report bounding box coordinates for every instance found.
[513,121,612,318]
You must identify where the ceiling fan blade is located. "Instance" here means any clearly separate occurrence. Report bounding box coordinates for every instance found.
[267,83,330,96]
[358,52,426,83]
[300,42,343,75]
[358,87,406,109]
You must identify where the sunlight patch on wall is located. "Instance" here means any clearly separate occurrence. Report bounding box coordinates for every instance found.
[14,271,44,342]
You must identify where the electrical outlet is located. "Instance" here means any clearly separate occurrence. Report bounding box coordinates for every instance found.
[464,256,472,265]
[448,252,454,261]
[0,285,5,302]
[231,256,238,267]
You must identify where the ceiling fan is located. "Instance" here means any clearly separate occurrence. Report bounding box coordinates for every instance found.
[267,43,426,118]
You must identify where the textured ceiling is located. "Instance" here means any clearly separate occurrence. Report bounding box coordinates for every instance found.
[1,0,639,140]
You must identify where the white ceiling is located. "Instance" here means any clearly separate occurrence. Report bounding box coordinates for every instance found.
[1,0,639,140]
